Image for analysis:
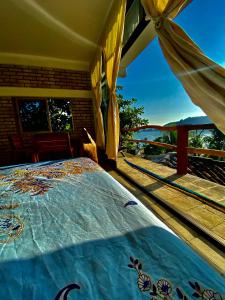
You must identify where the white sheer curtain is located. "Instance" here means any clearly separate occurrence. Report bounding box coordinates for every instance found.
[141,0,225,134]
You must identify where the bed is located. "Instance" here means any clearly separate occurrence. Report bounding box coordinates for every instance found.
[0,157,224,300]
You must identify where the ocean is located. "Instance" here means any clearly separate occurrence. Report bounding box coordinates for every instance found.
[134,129,163,141]
[133,129,212,141]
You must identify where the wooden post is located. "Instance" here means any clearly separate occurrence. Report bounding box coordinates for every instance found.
[177,126,189,175]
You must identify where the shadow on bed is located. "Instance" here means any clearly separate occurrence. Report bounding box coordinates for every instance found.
[1,226,224,299]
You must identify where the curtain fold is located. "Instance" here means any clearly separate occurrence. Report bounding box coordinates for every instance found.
[141,0,225,134]
[91,54,105,150]
[103,0,126,160]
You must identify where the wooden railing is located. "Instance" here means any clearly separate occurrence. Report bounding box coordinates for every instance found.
[123,123,225,175]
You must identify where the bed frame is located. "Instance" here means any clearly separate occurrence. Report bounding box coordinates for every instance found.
[31,133,74,163]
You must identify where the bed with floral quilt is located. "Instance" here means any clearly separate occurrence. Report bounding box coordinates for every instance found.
[0,157,224,300]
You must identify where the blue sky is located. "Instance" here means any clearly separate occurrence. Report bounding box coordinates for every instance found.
[118,0,225,125]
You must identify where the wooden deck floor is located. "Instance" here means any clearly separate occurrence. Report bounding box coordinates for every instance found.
[107,154,225,275]
[119,154,225,204]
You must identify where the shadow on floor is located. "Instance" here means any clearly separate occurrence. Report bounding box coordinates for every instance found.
[135,169,184,192]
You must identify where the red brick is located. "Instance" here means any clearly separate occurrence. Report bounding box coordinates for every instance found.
[0,64,91,90]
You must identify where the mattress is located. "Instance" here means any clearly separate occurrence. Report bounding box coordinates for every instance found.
[0,157,224,299]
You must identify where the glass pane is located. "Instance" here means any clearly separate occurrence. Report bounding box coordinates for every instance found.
[123,0,145,46]
[48,99,73,132]
[18,100,49,132]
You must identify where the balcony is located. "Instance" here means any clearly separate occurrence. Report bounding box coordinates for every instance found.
[108,123,225,273]
[107,153,225,274]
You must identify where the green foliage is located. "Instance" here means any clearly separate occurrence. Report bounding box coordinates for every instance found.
[126,142,139,155]
[117,86,149,150]
[19,100,49,132]
[143,131,177,155]
[204,129,225,150]
[204,128,225,160]
[117,86,149,130]
[48,99,73,132]
[144,143,165,155]
[188,129,225,160]
[161,131,177,146]
[188,130,205,148]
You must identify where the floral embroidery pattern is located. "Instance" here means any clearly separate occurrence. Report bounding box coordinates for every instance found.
[157,279,172,296]
[0,203,20,210]
[201,289,223,300]
[128,257,223,300]
[124,200,138,208]
[0,159,101,243]
[0,159,102,196]
[0,214,24,244]
[176,281,223,300]
[138,273,151,292]
[54,283,80,300]
[11,176,53,196]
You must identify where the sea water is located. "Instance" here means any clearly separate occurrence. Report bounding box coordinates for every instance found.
[133,129,212,141]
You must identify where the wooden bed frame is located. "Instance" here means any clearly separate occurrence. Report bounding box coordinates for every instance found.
[31,133,74,163]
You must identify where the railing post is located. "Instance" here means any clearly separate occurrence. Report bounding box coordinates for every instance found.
[177,126,188,175]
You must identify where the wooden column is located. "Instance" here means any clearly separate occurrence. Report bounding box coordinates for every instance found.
[177,126,189,175]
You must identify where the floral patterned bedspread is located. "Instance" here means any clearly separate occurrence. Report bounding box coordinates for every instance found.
[0,157,224,300]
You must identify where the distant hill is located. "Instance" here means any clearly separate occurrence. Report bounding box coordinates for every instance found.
[164,116,212,127]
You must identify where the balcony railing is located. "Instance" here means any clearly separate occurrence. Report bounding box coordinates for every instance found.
[123,123,225,175]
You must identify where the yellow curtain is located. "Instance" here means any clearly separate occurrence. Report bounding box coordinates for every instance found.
[103,0,126,160]
[141,0,225,134]
[91,54,105,150]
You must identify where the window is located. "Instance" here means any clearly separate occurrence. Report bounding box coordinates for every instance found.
[122,0,147,57]
[18,100,49,132]
[17,98,73,132]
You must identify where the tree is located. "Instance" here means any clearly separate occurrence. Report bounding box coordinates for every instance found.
[144,138,165,156]
[117,86,149,152]
[204,128,225,160]
[161,131,177,146]
[143,131,177,156]
[204,129,225,150]
[188,130,205,148]
[48,99,73,132]
[19,100,49,132]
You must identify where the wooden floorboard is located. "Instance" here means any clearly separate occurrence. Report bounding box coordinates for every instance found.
[107,162,225,276]
[117,156,225,244]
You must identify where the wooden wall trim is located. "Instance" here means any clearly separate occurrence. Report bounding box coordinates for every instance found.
[0,87,93,99]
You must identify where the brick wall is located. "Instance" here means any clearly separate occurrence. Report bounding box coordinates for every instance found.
[0,97,18,164]
[71,98,95,139]
[0,64,91,90]
[0,64,95,166]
